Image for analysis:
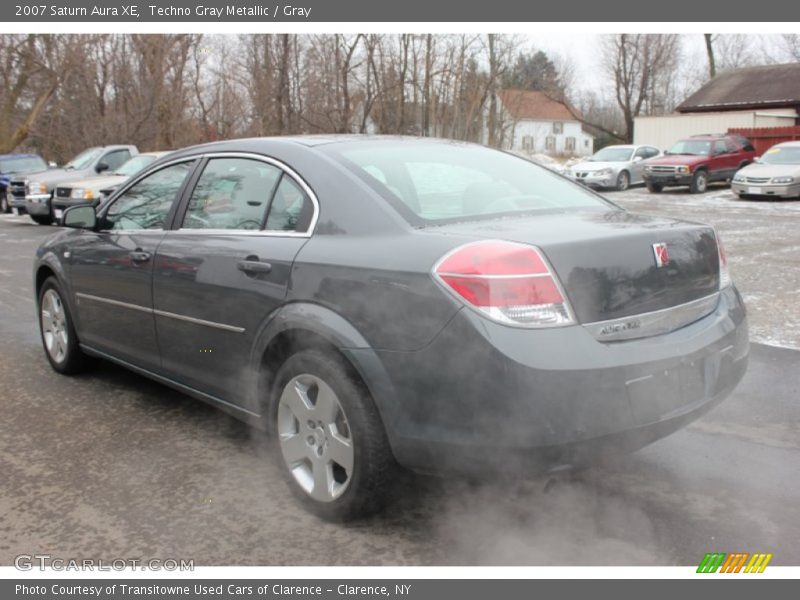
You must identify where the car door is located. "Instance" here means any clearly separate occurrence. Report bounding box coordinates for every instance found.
[152,155,317,409]
[631,147,649,183]
[710,140,736,181]
[67,160,196,370]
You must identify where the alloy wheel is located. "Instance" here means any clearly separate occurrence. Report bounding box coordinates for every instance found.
[41,289,68,363]
[277,373,354,502]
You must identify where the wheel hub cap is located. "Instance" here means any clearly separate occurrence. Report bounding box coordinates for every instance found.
[277,374,353,502]
[41,289,68,363]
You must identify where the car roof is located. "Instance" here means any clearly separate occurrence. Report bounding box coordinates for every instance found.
[774,141,800,148]
[0,153,43,160]
[170,134,469,154]
[686,134,735,140]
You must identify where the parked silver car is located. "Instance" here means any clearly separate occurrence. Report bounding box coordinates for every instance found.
[732,141,800,199]
[566,144,662,191]
[51,151,171,220]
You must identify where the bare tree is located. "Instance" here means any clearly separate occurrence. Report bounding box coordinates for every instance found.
[0,35,79,154]
[603,34,680,142]
[779,34,800,61]
[704,34,717,79]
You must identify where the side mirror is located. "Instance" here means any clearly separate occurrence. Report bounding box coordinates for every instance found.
[754,157,762,164]
[48,161,58,168]
[632,156,643,163]
[96,162,110,173]
[63,205,97,229]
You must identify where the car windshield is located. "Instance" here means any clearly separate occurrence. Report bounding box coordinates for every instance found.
[323,141,610,225]
[760,146,800,165]
[588,147,633,162]
[114,154,158,176]
[0,156,47,173]
[667,139,712,156]
[65,147,103,170]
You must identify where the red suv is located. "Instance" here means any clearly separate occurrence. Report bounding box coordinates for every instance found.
[643,134,757,194]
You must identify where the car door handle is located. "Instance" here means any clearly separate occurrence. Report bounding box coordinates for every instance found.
[237,258,272,274]
[130,250,151,263]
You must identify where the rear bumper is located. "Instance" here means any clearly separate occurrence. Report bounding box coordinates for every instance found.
[732,182,800,198]
[25,194,51,216]
[355,286,748,476]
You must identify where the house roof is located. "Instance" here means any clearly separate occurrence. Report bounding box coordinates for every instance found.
[677,63,800,112]
[498,89,578,121]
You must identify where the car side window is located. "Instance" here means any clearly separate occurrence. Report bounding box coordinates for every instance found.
[634,148,648,159]
[713,140,728,155]
[103,162,192,231]
[725,139,740,153]
[646,147,660,158]
[182,158,281,230]
[102,150,131,171]
[265,176,314,233]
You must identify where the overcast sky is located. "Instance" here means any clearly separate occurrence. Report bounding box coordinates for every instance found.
[528,33,789,98]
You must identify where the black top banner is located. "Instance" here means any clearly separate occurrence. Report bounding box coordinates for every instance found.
[3,0,799,22]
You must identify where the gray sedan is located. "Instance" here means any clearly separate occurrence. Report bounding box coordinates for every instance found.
[732,141,800,199]
[34,136,748,520]
[566,144,662,191]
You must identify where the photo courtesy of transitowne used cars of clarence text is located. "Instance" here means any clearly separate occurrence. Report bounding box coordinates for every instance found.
[33,136,749,520]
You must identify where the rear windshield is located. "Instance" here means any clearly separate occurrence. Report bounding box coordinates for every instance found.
[589,147,633,162]
[0,156,47,173]
[322,140,609,225]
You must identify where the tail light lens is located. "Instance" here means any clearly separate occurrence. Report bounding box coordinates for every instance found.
[433,240,575,327]
[716,232,731,289]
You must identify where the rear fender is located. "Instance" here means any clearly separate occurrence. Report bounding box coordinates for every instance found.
[248,302,401,441]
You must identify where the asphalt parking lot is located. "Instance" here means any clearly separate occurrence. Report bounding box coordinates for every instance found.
[1,186,799,566]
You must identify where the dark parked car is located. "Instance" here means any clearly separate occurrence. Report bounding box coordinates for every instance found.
[643,134,756,193]
[11,145,137,225]
[1,153,48,214]
[34,137,749,520]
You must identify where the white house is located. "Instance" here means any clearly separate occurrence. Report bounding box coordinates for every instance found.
[496,89,594,157]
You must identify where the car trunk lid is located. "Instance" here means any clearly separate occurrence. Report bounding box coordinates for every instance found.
[429,209,721,329]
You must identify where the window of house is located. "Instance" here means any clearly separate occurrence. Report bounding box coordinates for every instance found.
[584,139,590,148]
[565,137,576,152]
[521,136,534,151]
[545,136,556,151]
[552,122,564,134]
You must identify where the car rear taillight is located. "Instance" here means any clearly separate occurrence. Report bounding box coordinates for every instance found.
[716,232,731,289]
[433,240,575,327]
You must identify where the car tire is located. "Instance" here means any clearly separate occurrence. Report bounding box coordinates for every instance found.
[38,277,93,374]
[31,214,53,225]
[0,194,9,214]
[646,181,663,193]
[268,348,395,521]
[615,171,630,191]
[689,170,708,194]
